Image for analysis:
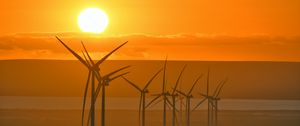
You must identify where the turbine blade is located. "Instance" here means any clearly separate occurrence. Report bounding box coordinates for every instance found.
[192,98,207,111]
[210,100,216,108]
[56,36,89,68]
[103,65,131,78]
[94,82,103,101]
[172,65,187,95]
[81,51,92,67]
[95,41,128,67]
[166,100,172,109]
[109,72,130,81]
[146,94,162,108]
[188,74,203,95]
[166,97,173,107]
[122,76,142,91]
[81,70,91,126]
[149,98,163,108]
[162,56,168,93]
[212,80,224,97]
[143,68,163,90]
[93,71,102,82]
[175,90,188,97]
[151,93,162,96]
[215,78,228,97]
[86,108,91,126]
[138,94,142,125]
[81,41,95,65]
[199,92,209,98]
[207,68,210,96]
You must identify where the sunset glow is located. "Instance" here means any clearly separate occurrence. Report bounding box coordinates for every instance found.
[0,0,299,61]
[78,8,108,33]
[1,1,300,126]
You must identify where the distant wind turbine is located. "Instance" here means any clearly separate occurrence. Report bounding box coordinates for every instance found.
[169,65,187,126]
[146,57,170,126]
[176,74,203,126]
[122,68,162,126]
[212,79,227,126]
[199,78,227,126]
[195,69,227,126]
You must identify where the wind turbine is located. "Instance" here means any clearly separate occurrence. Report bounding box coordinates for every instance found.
[191,97,207,126]
[195,69,227,126]
[146,58,170,126]
[211,79,227,126]
[81,41,130,126]
[56,37,129,126]
[85,64,130,126]
[175,74,203,126]
[169,65,187,126]
[199,79,227,126]
[121,68,162,126]
[191,70,210,126]
[83,48,130,126]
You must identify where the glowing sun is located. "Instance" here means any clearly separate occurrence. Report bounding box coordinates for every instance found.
[78,8,109,33]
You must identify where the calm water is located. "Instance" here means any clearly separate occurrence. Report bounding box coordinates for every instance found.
[1,96,300,110]
[0,96,300,126]
[0,109,300,126]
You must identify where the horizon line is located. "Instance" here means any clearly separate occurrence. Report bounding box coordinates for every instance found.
[0,59,300,63]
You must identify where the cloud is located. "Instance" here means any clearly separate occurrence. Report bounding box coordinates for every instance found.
[0,33,299,61]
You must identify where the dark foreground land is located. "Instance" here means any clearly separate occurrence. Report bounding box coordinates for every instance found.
[0,109,300,126]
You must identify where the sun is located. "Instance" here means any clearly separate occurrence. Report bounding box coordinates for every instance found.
[78,8,109,34]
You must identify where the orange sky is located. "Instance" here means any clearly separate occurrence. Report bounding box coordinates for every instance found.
[0,0,300,61]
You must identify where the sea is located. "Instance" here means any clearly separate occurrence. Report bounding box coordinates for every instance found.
[0,96,300,126]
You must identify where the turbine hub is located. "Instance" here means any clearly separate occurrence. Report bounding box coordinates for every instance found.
[102,78,110,86]
[144,89,149,93]
[92,66,100,71]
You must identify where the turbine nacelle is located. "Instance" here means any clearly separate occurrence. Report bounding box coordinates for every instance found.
[163,91,171,96]
[143,89,150,93]
[102,78,110,86]
[213,97,221,101]
[92,66,100,72]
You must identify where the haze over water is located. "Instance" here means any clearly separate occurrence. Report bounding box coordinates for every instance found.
[1,60,300,126]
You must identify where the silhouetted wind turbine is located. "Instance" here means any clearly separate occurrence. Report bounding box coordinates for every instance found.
[56,37,129,126]
[191,70,210,126]
[199,78,228,126]
[212,79,227,126]
[85,65,130,126]
[169,65,187,126]
[82,46,130,126]
[191,97,207,126]
[176,74,203,126]
[81,41,130,126]
[122,68,162,126]
[146,57,170,126]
